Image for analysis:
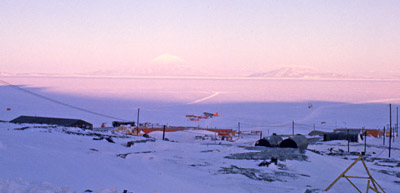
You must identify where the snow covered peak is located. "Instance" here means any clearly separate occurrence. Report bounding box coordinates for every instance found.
[0,72,11,76]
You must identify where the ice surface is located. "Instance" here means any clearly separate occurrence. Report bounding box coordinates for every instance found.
[0,76,399,192]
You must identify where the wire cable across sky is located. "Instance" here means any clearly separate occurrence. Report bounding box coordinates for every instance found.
[0,79,126,121]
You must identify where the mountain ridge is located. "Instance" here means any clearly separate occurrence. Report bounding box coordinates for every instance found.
[247,67,352,79]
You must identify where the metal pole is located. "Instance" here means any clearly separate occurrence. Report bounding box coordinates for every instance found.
[389,125,392,158]
[238,122,240,138]
[292,121,294,136]
[397,106,399,137]
[162,125,166,140]
[313,123,316,139]
[347,129,350,152]
[393,107,395,142]
[383,127,385,145]
[136,108,140,132]
[364,128,367,153]
[389,104,392,158]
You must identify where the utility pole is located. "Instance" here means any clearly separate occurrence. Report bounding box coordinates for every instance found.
[383,126,386,145]
[389,104,392,158]
[397,106,399,138]
[313,123,316,139]
[136,108,140,132]
[292,121,295,136]
[393,106,395,142]
[238,122,241,138]
[347,129,350,152]
[363,127,367,153]
[162,125,166,140]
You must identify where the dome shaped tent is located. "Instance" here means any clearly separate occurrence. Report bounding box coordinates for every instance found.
[255,133,283,147]
[279,134,308,150]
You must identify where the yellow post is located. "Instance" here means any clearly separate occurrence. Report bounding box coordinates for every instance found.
[325,154,386,193]
[325,155,362,191]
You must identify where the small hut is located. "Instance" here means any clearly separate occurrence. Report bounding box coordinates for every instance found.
[10,115,93,129]
[323,132,359,142]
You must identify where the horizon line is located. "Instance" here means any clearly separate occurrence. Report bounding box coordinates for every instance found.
[1,73,400,82]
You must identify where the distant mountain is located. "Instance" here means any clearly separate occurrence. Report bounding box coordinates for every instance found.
[248,67,351,79]
[0,72,11,76]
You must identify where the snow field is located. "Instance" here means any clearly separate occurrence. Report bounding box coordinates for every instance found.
[1,122,399,193]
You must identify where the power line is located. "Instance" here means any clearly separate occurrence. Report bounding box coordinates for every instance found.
[0,79,126,121]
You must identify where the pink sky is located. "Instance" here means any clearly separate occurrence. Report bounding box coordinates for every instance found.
[1,0,399,77]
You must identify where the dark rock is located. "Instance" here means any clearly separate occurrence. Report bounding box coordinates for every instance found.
[304,189,320,193]
[105,137,115,143]
[258,157,278,167]
[271,157,278,165]
[258,161,270,167]
[14,127,30,130]
[126,141,134,147]
[117,153,131,159]
[226,148,307,161]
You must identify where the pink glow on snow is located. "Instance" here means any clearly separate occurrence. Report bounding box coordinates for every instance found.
[2,76,400,105]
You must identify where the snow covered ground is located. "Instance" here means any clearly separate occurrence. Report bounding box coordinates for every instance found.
[0,122,399,193]
[0,76,400,192]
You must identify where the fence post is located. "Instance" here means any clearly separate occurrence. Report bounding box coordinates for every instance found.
[162,125,166,140]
